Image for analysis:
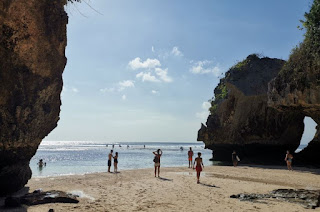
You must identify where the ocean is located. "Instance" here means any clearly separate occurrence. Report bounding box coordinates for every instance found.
[30,141,308,177]
[30,141,212,177]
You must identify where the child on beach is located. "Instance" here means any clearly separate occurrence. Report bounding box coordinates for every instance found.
[284,150,293,171]
[193,152,204,184]
[188,147,194,168]
[108,150,113,172]
[114,152,118,173]
[153,149,162,177]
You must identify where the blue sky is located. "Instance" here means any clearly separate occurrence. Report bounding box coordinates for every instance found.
[45,0,316,143]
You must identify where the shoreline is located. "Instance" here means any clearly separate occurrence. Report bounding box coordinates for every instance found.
[30,163,320,179]
[23,165,320,211]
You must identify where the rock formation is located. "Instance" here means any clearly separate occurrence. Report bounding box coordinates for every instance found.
[268,0,320,166]
[198,55,305,163]
[0,0,68,195]
[230,189,320,209]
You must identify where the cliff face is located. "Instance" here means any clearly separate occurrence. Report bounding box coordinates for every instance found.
[0,0,68,195]
[198,55,305,163]
[268,0,320,166]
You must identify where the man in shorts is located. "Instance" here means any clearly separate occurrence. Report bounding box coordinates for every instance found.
[108,150,113,172]
[188,147,194,168]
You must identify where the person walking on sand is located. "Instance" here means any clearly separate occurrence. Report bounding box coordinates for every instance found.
[193,152,204,184]
[284,150,293,171]
[153,149,162,177]
[188,147,194,168]
[232,150,240,167]
[114,152,119,173]
[108,150,113,172]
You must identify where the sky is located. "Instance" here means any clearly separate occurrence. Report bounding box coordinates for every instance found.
[45,0,317,143]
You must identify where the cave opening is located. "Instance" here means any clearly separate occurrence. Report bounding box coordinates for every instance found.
[296,116,317,153]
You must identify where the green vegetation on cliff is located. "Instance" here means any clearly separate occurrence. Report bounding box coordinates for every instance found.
[279,0,320,89]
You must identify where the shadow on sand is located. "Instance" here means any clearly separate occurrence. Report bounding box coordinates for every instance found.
[158,177,173,182]
[199,183,220,188]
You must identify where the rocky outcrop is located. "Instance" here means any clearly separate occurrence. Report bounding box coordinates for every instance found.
[230,189,320,209]
[5,190,79,207]
[198,55,305,163]
[268,0,320,166]
[0,0,68,195]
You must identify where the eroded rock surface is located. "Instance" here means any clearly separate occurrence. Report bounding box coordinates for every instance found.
[268,0,320,166]
[230,189,320,209]
[0,0,68,195]
[198,55,305,163]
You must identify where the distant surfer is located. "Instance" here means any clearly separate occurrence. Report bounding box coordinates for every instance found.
[193,152,204,184]
[112,144,114,149]
[108,150,113,172]
[144,145,146,149]
[188,147,194,168]
[180,147,183,151]
[284,150,293,171]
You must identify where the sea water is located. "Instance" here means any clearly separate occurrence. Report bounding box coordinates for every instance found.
[30,141,212,177]
[30,141,308,177]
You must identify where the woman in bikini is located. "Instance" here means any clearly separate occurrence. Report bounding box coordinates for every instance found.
[153,149,162,177]
[284,150,293,171]
[193,152,204,184]
[114,152,118,173]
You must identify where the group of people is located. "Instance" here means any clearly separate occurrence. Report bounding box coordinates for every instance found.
[107,150,119,173]
[107,147,295,183]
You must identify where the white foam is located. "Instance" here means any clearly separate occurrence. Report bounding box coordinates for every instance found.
[70,190,95,201]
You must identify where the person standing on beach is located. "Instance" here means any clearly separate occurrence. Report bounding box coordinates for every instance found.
[114,152,118,173]
[193,152,204,184]
[108,150,113,172]
[188,147,194,168]
[232,150,239,167]
[284,150,293,171]
[153,149,162,177]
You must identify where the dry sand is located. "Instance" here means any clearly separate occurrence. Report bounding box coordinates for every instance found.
[24,165,320,212]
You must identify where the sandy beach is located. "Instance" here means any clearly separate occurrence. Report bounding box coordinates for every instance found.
[23,165,320,212]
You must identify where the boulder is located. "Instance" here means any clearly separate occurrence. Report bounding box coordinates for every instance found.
[0,0,68,195]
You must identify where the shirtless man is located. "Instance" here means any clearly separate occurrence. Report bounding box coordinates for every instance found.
[188,147,194,168]
[108,150,113,172]
[193,152,204,184]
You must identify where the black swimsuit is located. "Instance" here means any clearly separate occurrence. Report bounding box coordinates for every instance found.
[114,158,118,163]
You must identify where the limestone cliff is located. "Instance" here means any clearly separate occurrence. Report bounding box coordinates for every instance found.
[268,0,320,166]
[198,55,305,163]
[0,0,68,195]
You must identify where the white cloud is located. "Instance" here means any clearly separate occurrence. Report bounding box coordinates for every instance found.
[136,72,160,82]
[190,60,222,76]
[202,102,211,110]
[155,68,173,83]
[128,57,161,70]
[152,46,155,52]
[71,88,79,93]
[196,111,209,120]
[122,95,126,100]
[101,80,135,93]
[151,90,158,94]
[171,46,183,57]
[118,80,134,91]
[196,101,211,120]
